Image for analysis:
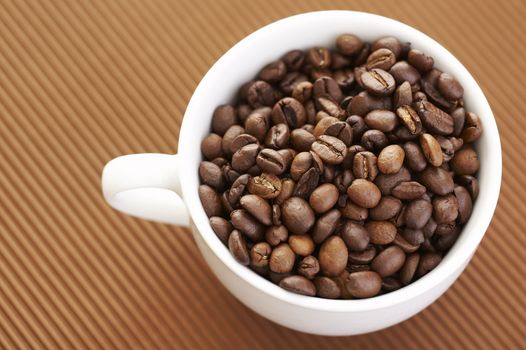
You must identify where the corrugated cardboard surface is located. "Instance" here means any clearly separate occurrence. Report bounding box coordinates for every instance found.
[1,0,525,348]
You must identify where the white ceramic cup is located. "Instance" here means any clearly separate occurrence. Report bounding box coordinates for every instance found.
[101,11,501,336]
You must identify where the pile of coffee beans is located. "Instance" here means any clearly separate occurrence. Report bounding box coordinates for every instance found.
[199,34,482,299]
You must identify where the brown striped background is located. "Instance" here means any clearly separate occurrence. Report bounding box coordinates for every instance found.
[0,0,525,348]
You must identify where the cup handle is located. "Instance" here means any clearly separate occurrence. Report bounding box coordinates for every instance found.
[101,153,190,226]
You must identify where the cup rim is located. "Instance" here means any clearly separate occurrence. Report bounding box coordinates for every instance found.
[179,10,502,312]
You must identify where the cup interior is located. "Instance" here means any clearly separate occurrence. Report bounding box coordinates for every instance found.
[179,11,501,311]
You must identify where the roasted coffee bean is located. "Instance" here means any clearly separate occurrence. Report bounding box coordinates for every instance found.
[239,194,272,226]
[331,52,352,70]
[256,148,286,175]
[420,167,454,195]
[393,204,407,227]
[319,236,348,277]
[341,200,369,221]
[353,151,378,181]
[222,125,245,156]
[280,72,308,95]
[396,105,422,135]
[259,60,287,83]
[322,164,336,182]
[212,105,237,135]
[265,225,288,246]
[374,166,411,195]
[349,246,376,265]
[269,271,292,284]
[367,48,396,71]
[209,217,232,244]
[250,242,272,268]
[296,256,319,280]
[347,115,368,141]
[392,181,427,200]
[230,133,258,155]
[227,174,250,205]
[435,221,459,236]
[394,82,413,110]
[201,133,224,160]
[366,221,397,245]
[461,112,483,143]
[232,143,259,172]
[450,147,480,175]
[345,271,382,298]
[282,49,305,71]
[454,186,473,224]
[247,81,276,108]
[237,104,252,123]
[270,243,295,273]
[248,172,282,199]
[336,34,364,56]
[311,135,348,164]
[393,233,420,253]
[222,190,237,213]
[423,217,438,238]
[400,253,420,285]
[341,221,370,252]
[365,109,398,132]
[289,235,315,257]
[348,91,392,116]
[371,245,405,277]
[361,130,388,151]
[316,96,346,119]
[313,76,343,103]
[312,209,341,244]
[228,230,250,265]
[402,228,425,245]
[282,197,315,234]
[415,100,454,135]
[272,179,294,206]
[272,97,306,129]
[199,161,226,191]
[290,152,314,180]
[458,175,479,200]
[324,121,353,146]
[389,61,421,87]
[404,199,433,229]
[407,49,434,72]
[370,196,402,221]
[314,277,341,298]
[432,194,459,224]
[372,36,402,58]
[264,123,290,150]
[230,209,264,242]
[307,47,332,69]
[347,179,381,208]
[247,164,262,176]
[450,107,466,137]
[382,277,402,291]
[313,116,339,137]
[199,185,223,217]
[378,145,405,174]
[403,141,427,172]
[291,81,313,103]
[280,275,316,296]
[293,167,320,198]
[334,169,354,192]
[435,136,455,162]
[416,253,442,278]
[437,73,463,101]
[361,68,396,96]
[333,69,355,91]
[308,183,339,213]
[420,133,443,166]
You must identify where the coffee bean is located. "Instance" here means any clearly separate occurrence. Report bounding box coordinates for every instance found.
[451,147,480,175]
[353,151,378,181]
[382,277,402,292]
[334,169,354,192]
[378,145,405,174]
[336,34,364,56]
[293,167,320,198]
[307,47,332,69]
[374,166,411,195]
[199,161,226,191]
[434,231,459,251]
[269,271,292,284]
[394,81,413,109]
[415,100,454,135]
[230,209,265,242]
[311,135,348,164]
[316,96,345,119]
[396,105,422,135]
[248,172,282,199]
[250,242,272,268]
[361,129,388,151]
[270,243,296,273]
[392,181,427,200]
[461,112,483,143]
[264,123,290,150]
[280,72,308,95]
[307,183,338,214]
[416,253,442,278]
[212,105,237,135]
[209,217,232,244]
[239,194,272,226]
[389,61,421,87]
[367,48,396,71]
[333,69,355,91]
[393,233,420,253]
[420,166,454,195]
[290,81,313,103]
[347,179,381,208]
[311,209,340,244]
[282,197,315,234]
[282,49,305,71]
[407,49,434,73]
[404,199,433,229]
[370,196,402,220]
[346,115,367,142]
[319,236,348,277]
[450,107,466,137]
[341,200,369,221]
[289,235,315,257]
[437,73,463,100]
[201,133,224,160]
[361,68,396,96]
[403,141,427,172]
[272,97,306,129]
[371,245,405,277]
[222,125,245,156]
[265,225,288,246]
[279,275,316,296]
[341,221,370,251]
[313,76,343,103]
[400,253,420,285]
[454,186,473,224]
[232,143,259,172]
[259,60,287,83]
[372,36,402,58]
[349,246,377,264]
[237,104,252,123]
[432,194,459,224]
[292,255,318,280]
[423,217,438,238]
[199,185,223,217]
[366,221,397,245]
[365,109,398,132]
[314,277,341,298]
[247,81,276,108]
[324,121,353,146]
[313,116,339,137]
[256,148,286,175]
[419,133,444,167]
[458,175,479,200]
[345,271,382,298]
[402,228,425,246]
[228,230,250,265]
[331,52,352,70]
[230,133,258,155]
